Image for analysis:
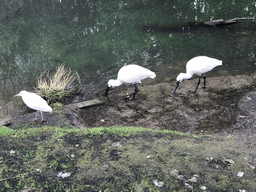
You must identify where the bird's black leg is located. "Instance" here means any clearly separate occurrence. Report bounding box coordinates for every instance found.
[103,86,110,97]
[194,75,201,93]
[132,84,139,100]
[123,84,139,102]
[202,74,206,90]
[172,81,180,97]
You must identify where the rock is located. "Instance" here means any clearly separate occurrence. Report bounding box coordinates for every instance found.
[103,164,109,168]
[111,142,122,147]
[109,149,122,161]
[170,169,179,177]
[248,164,255,170]
[1,118,12,126]
[222,158,235,166]
[170,169,185,180]
[153,180,164,187]
[237,172,244,178]
[184,182,193,190]
[72,99,104,109]
[57,172,71,178]
[71,154,75,158]
[188,176,197,183]
[238,91,256,114]
[148,107,162,113]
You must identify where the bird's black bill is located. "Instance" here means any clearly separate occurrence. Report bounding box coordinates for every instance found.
[103,86,110,97]
[171,81,180,97]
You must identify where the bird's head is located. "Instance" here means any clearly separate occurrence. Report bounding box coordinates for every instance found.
[15,90,28,97]
[103,79,116,97]
[150,72,156,79]
[107,79,118,88]
[176,72,193,82]
[104,79,124,97]
[176,73,185,82]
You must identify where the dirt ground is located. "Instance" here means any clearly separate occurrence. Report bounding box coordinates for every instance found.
[6,71,256,137]
[2,72,256,191]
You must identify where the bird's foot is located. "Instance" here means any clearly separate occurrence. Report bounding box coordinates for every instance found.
[123,95,130,102]
[123,93,137,102]
[40,119,46,123]
[103,91,108,97]
[202,86,206,90]
[33,118,39,122]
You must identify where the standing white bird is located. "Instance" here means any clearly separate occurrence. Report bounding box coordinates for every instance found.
[104,64,156,101]
[172,56,222,96]
[15,90,52,122]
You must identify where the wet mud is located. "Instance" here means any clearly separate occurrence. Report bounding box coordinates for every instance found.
[79,72,256,136]
[2,72,256,191]
[6,72,256,137]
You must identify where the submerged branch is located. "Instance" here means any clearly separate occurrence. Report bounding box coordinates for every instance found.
[204,17,254,26]
[143,17,254,32]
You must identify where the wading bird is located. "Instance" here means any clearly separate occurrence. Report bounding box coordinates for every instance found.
[104,64,156,101]
[172,56,222,96]
[15,90,52,122]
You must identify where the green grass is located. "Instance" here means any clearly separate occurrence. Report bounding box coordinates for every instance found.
[0,126,16,136]
[226,135,233,139]
[0,126,192,139]
[52,102,66,113]
[35,65,82,104]
[82,126,185,135]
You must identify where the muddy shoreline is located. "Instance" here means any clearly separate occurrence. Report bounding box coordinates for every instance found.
[1,72,256,191]
[5,72,256,136]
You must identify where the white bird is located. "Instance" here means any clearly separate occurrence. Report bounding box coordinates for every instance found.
[104,64,156,101]
[15,90,52,122]
[172,56,222,96]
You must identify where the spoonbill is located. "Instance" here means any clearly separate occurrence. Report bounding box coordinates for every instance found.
[15,90,52,122]
[172,56,222,96]
[104,64,156,101]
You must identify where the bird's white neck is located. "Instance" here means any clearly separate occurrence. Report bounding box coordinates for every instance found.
[177,72,193,82]
[108,79,124,87]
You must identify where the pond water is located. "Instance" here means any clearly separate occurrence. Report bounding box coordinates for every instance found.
[2,1,256,191]
[0,0,256,116]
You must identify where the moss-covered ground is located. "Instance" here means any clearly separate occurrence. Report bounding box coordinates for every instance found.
[2,72,256,191]
[0,125,256,191]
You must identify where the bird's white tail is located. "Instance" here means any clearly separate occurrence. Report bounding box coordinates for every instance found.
[214,59,222,66]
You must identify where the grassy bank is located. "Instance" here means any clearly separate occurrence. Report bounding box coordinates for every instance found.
[0,125,255,191]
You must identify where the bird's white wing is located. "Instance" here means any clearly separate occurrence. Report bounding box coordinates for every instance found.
[187,56,222,75]
[118,65,155,84]
[22,92,52,112]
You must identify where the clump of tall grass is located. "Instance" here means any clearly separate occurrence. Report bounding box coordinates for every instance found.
[35,65,82,104]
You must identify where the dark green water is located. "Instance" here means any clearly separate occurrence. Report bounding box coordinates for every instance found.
[1,1,256,190]
[0,0,256,106]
